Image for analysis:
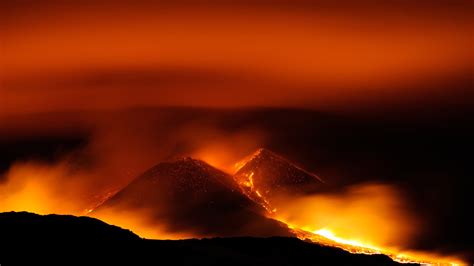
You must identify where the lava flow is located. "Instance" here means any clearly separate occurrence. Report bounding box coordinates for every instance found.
[290,226,465,266]
[231,149,466,266]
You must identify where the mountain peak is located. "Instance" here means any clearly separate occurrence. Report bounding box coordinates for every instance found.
[248,148,282,163]
[100,157,240,206]
[176,156,207,165]
[234,148,325,211]
[236,148,323,182]
[93,157,293,238]
[166,157,219,174]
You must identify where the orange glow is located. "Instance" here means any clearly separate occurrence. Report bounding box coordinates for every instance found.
[229,150,467,265]
[313,228,382,251]
[189,129,265,173]
[236,170,275,214]
[272,184,415,248]
[242,179,466,265]
[290,227,466,265]
[1,2,472,115]
[90,205,194,240]
[0,162,91,215]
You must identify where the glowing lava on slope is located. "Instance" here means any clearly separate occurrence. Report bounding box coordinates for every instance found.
[231,149,466,266]
[290,226,465,266]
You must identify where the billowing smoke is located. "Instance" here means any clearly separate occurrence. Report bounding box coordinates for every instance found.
[0,111,266,216]
[273,183,418,248]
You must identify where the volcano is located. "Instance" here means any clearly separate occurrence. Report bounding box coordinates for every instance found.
[234,148,325,211]
[93,157,292,238]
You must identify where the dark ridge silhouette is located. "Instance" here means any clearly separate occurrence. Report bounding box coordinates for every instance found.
[234,148,325,209]
[137,237,418,266]
[0,211,139,241]
[93,158,292,237]
[0,211,416,265]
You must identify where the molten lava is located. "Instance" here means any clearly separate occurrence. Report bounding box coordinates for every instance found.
[234,148,324,212]
[231,149,466,266]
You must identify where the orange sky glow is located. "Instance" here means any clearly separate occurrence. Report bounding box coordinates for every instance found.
[1,1,472,115]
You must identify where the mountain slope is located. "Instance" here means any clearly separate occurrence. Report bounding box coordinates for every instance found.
[93,158,292,238]
[0,211,139,242]
[234,148,324,210]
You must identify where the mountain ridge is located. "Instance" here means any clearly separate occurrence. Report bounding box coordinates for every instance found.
[234,148,325,211]
[93,156,293,238]
[0,211,415,265]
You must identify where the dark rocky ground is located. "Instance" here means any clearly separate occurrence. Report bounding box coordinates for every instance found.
[0,211,416,265]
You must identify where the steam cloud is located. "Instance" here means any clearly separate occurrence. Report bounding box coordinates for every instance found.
[0,112,266,216]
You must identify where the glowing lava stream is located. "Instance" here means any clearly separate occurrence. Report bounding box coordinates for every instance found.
[291,226,465,266]
[269,204,466,266]
[231,153,466,266]
[314,228,382,251]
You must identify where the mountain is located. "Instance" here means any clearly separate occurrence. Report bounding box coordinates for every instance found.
[0,211,139,242]
[234,148,325,211]
[93,157,293,238]
[0,211,414,265]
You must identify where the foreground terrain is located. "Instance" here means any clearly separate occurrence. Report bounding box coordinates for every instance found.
[0,211,415,265]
